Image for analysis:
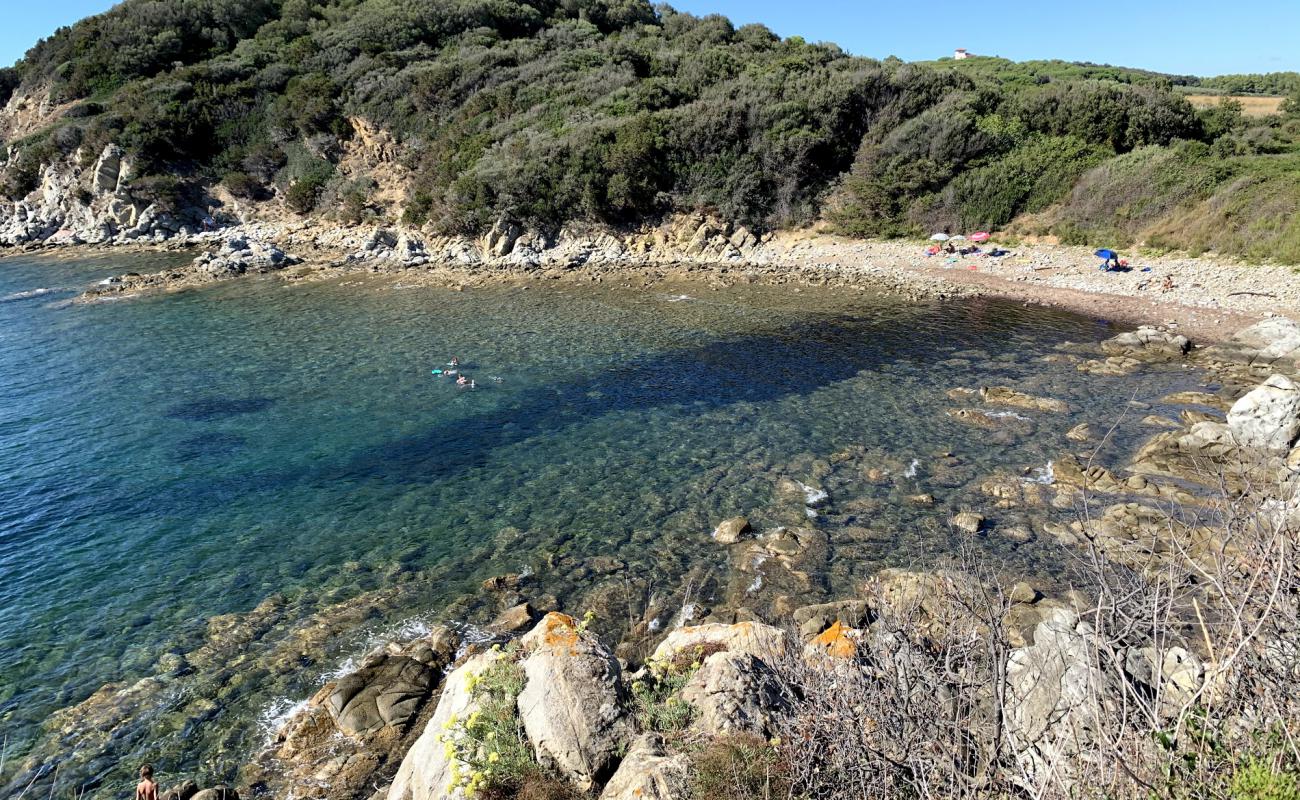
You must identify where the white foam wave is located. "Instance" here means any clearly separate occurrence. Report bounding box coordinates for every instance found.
[1,287,58,302]
[257,697,309,745]
[1023,461,1056,485]
[903,459,920,478]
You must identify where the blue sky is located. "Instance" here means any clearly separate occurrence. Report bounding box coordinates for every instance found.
[3,0,1297,77]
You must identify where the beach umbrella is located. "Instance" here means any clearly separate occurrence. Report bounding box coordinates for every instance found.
[1095,249,1117,260]
[969,231,990,243]
[930,233,950,241]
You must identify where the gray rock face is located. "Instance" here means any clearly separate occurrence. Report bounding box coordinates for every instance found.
[1205,317,1300,371]
[680,651,787,738]
[189,787,238,800]
[791,599,870,638]
[516,613,633,791]
[483,218,523,258]
[326,654,436,737]
[597,734,690,800]
[0,143,210,246]
[387,650,505,800]
[1100,325,1191,360]
[1227,374,1300,451]
[1004,608,1101,788]
[1124,646,1203,718]
[193,237,293,279]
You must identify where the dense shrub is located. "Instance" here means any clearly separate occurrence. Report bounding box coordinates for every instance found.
[3,0,1299,261]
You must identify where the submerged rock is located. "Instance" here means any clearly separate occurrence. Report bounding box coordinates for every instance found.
[979,386,1069,413]
[1100,326,1191,360]
[950,511,985,534]
[711,516,752,544]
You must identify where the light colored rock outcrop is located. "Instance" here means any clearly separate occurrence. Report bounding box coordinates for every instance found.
[680,651,787,738]
[387,650,505,800]
[597,734,690,800]
[1226,374,1300,451]
[516,613,633,791]
[651,621,788,664]
[1005,608,1102,789]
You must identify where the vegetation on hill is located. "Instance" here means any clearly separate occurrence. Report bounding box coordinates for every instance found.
[1,0,1298,261]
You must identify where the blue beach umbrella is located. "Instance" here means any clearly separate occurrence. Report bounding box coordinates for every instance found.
[1095,249,1117,260]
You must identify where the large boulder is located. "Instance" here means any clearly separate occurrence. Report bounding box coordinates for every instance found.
[1004,608,1101,789]
[711,516,751,544]
[597,734,690,800]
[189,788,238,800]
[516,613,633,791]
[651,621,789,664]
[325,654,437,737]
[680,650,787,738]
[1124,646,1203,719]
[1100,326,1191,360]
[387,650,505,800]
[1203,317,1300,371]
[1227,374,1300,451]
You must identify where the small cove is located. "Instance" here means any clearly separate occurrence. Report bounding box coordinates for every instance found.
[0,251,1212,795]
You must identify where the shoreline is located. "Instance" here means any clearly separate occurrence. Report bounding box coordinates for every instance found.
[14,217,1294,344]
[7,232,1300,797]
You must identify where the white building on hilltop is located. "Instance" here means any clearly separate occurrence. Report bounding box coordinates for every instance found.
[954,48,972,60]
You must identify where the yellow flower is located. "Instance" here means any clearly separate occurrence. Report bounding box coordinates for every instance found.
[442,712,459,730]
[443,741,457,760]
[486,731,496,741]
[468,710,481,725]
[488,751,500,763]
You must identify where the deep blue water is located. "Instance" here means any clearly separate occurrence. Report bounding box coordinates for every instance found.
[0,252,1208,795]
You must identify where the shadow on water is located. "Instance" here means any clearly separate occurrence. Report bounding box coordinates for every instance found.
[165,396,276,421]
[173,432,247,462]
[334,299,1089,486]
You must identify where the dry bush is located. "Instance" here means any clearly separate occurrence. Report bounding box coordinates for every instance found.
[763,459,1300,800]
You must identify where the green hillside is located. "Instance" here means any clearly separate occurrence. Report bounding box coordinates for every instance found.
[1,0,1298,260]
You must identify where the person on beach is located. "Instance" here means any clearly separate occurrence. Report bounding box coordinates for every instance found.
[136,765,159,800]
[1162,275,1175,292]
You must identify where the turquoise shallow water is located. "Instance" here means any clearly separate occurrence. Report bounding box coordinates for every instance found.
[0,252,1208,795]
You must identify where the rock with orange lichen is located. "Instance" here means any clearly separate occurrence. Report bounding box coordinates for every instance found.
[806,620,859,659]
[516,613,634,791]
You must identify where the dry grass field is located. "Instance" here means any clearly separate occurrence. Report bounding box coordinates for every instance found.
[1185,93,1285,116]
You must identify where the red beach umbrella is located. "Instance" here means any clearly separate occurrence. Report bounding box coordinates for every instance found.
[969,232,990,243]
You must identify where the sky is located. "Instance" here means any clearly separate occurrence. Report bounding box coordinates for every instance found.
[2,0,1297,77]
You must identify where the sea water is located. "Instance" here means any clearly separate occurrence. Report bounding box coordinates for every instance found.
[0,251,1208,795]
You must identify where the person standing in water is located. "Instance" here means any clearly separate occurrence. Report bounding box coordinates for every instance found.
[136,765,159,800]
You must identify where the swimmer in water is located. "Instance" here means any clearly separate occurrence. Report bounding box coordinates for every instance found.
[450,356,460,367]
[456,374,468,386]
